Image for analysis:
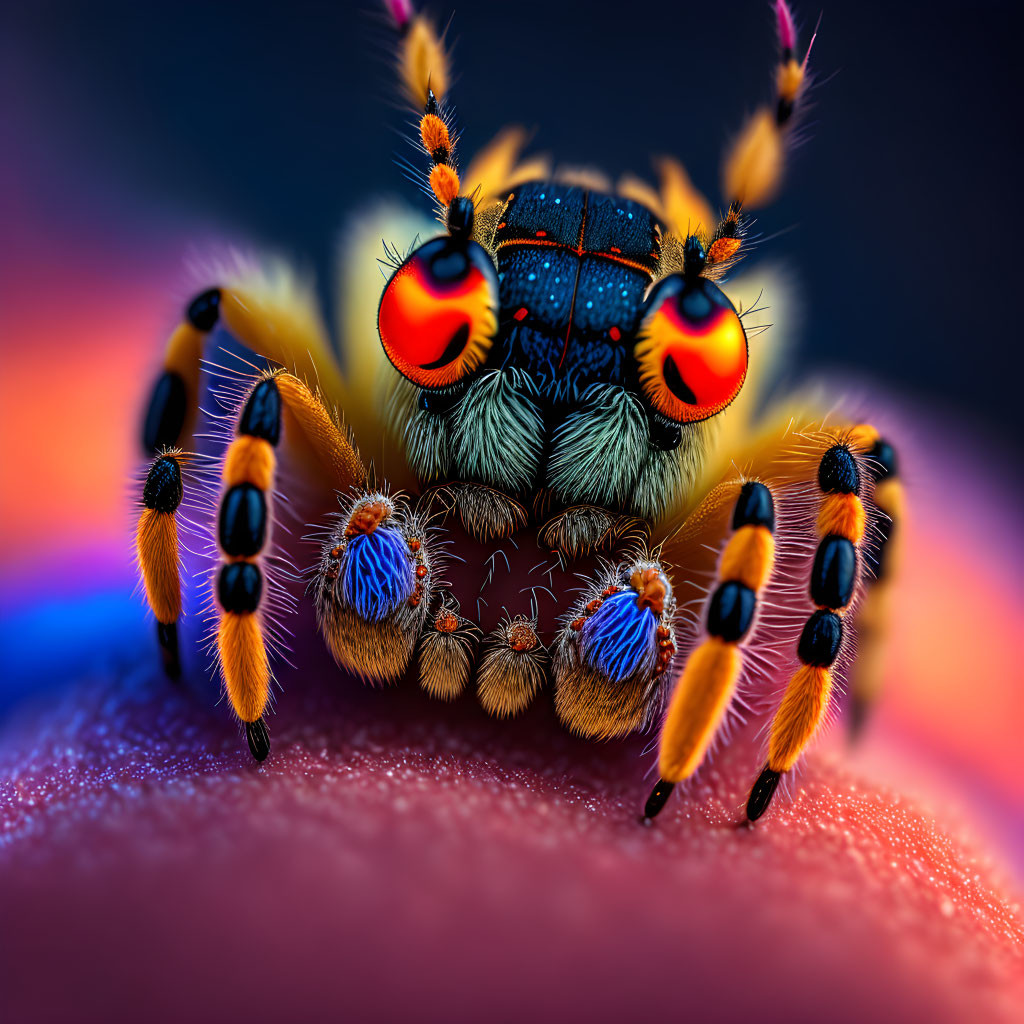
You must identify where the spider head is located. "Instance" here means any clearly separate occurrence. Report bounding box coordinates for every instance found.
[377,182,749,530]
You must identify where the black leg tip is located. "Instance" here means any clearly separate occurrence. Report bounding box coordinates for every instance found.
[643,778,676,822]
[245,718,271,763]
[746,766,782,822]
[157,621,181,680]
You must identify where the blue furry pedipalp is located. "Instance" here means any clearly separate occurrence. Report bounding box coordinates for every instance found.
[580,590,656,683]
[342,527,415,622]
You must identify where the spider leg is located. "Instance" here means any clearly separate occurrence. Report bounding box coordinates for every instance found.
[136,454,185,677]
[643,480,777,819]
[849,433,903,739]
[745,428,878,820]
[136,266,354,673]
[141,278,345,457]
[214,372,363,761]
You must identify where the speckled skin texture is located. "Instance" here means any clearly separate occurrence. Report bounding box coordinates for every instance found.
[1,586,1022,1022]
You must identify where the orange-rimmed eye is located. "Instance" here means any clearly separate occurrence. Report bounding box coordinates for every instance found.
[378,237,498,389]
[634,275,748,423]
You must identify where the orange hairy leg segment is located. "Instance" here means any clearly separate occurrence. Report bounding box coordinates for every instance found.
[213,375,287,759]
[659,639,742,782]
[847,423,880,451]
[420,113,450,156]
[748,431,873,821]
[159,323,204,443]
[399,15,449,108]
[136,508,180,625]
[719,525,775,590]
[719,0,813,212]
[218,612,271,724]
[724,109,784,209]
[223,437,276,491]
[648,479,777,818]
[429,164,460,205]
[776,58,804,103]
[274,372,364,490]
[136,452,185,677]
[216,290,346,407]
[817,492,866,545]
[768,666,833,772]
[143,274,348,460]
[213,372,366,761]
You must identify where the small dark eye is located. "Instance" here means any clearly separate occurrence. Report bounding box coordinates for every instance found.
[378,236,499,389]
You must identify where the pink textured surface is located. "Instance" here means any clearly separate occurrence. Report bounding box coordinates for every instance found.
[2,621,1022,1023]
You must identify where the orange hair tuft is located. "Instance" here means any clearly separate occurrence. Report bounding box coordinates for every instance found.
[419,113,450,156]
[429,164,460,205]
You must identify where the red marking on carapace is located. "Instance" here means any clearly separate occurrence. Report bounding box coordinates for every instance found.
[513,307,528,321]
[535,230,548,238]
[609,326,621,341]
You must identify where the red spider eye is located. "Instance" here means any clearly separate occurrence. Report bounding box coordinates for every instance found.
[633,275,748,423]
[378,236,499,389]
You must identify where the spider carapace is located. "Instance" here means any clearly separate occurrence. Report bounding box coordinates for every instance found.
[134,0,903,823]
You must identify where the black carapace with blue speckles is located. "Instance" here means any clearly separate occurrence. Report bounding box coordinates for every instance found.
[493,182,661,402]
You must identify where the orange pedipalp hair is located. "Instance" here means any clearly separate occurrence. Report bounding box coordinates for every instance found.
[136,508,181,625]
[218,611,271,723]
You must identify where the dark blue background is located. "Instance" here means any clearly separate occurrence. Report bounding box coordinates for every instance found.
[7,0,1019,439]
